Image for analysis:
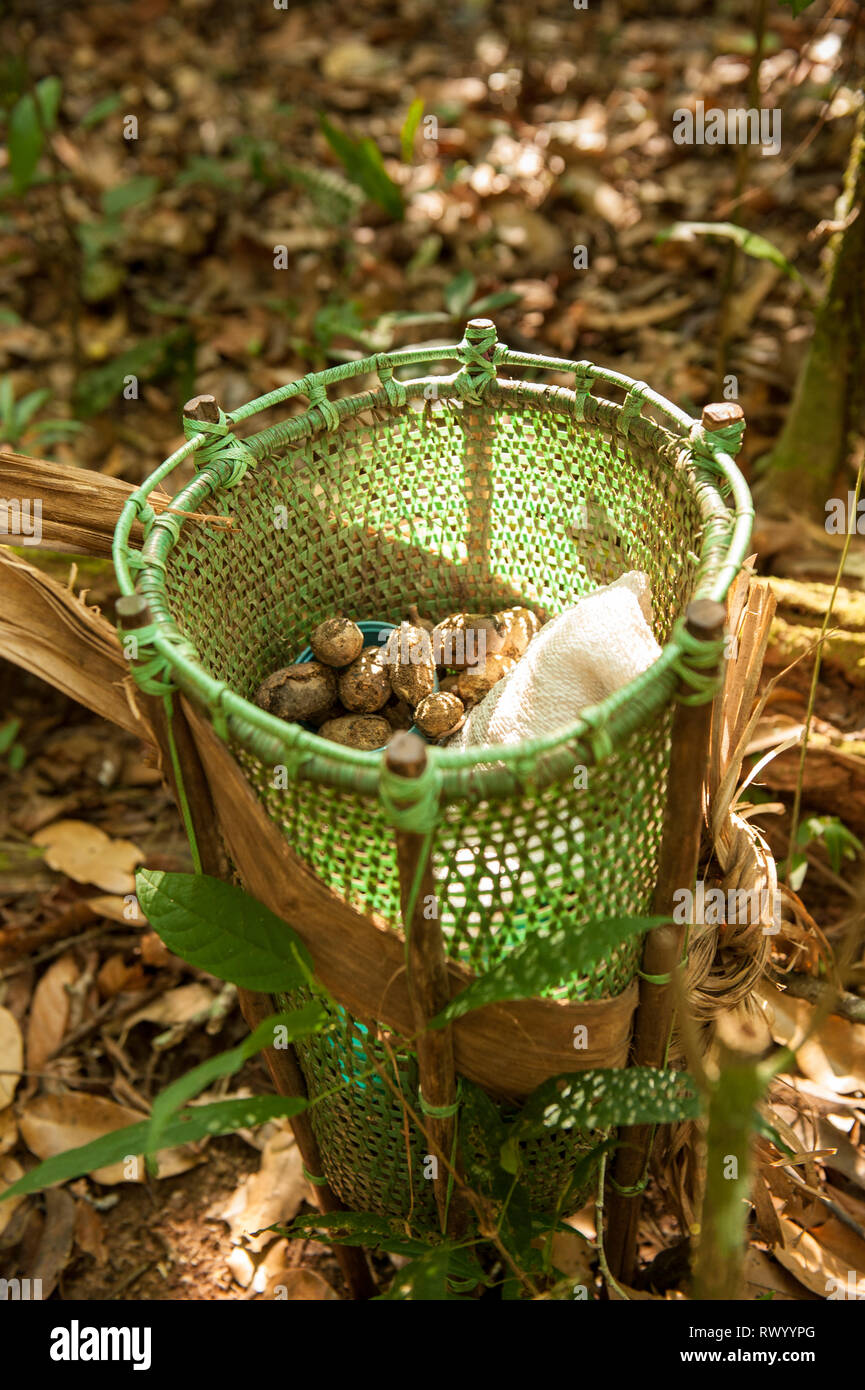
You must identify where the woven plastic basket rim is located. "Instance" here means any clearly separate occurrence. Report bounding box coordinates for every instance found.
[112,330,753,802]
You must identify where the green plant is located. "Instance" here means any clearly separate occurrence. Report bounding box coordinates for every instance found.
[0,716,25,771]
[655,222,806,287]
[319,114,404,220]
[0,871,706,1298]
[787,814,864,891]
[3,75,62,195]
[0,376,82,451]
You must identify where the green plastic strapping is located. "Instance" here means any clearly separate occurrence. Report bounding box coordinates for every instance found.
[183,409,257,486]
[418,1081,462,1119]
[302,1165,330,1187]
[378,759,443,834]
[670,618,726,706]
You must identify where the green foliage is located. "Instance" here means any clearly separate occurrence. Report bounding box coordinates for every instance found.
[277,1211,486,1298]
[778,0,815,14]
[73,328,196,415]
[7,77,62,194]
[443,269,521,320]
[400,98,424,162]
[319,114,404,220]
[0,716,25,771]
[0,1096,307,1203]
[135,871,316,994]
[430,916,664,1025]
[788,813,863,890]
[100,175,159,217]
[80,93,124,129]
[503,1068,701,1159]
[144,1004,327,1164]
[283,163,362,226]
[0,375,82,450]
[656,221,804,284]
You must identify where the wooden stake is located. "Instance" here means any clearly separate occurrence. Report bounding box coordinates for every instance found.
[604,596,727,1285]
[116,595,376,1300]
[461,317,496,607]
[386,731,464,1234]
[183,394,220,424]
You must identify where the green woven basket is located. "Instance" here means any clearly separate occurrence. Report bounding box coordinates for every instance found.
[113,318,752,1229]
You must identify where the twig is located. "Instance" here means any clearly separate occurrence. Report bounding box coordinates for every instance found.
[777,970,865,1024]
[785,455,865,881]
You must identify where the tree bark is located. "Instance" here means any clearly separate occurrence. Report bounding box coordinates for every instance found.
[763,105,865,512]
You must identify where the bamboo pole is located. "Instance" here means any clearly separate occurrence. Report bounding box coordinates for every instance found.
[604,596,727,1285]
[117,592,375,1299]
[461,317,496,607]
[385,731,465,1234]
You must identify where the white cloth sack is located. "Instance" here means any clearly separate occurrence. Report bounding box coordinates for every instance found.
[448,571,662,750]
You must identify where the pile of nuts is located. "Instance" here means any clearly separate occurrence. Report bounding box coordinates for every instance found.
[253,604,541,750]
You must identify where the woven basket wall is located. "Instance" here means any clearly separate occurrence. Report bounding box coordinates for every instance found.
[153,385,714,1222]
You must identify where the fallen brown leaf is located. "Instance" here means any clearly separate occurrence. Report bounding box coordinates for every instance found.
[26,952,79,1073]
[773,1211,865,1300]
[0,1007,23,1109]
[74,1198,109,1265]
[0,1156,26,1238]
[32,820,144,893]
[20,1092,199,1183]
[31,1188,77,1298]
[761,982,865,1094]
[214,1125,305,1254]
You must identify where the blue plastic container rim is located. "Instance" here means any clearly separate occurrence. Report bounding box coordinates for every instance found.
[295,620,437,745]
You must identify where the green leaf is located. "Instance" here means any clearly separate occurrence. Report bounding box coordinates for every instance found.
[81,93,123,128]
[400,97,424,162]
[101,175,159,217]
[0,717,22,755]
[13,387,51,429]
[279,1211,486,1292]
[430,917,665,1026]
[509,1068,701,1147]
[0,1096,306,1203]
[319,114,404,220]
[277,1210,440,1258]
[175,156,242,192]
[8,94,43,195]
[145,1004,326,1161]
[135,870,315,993]
[468,288,522,315]
[377,1246,471,1301]
[73,328,192,416]
[444,268,476,318]
[35,77,62,131]
[778,0,814,13]
[797,814,862,873]
[655,221,804,283]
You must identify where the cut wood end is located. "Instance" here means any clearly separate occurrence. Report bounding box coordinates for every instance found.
[116,594,151,627]
[701,402,745,431]
[385,730,428,779]
[685,598,726,640]
[183,394,220,423]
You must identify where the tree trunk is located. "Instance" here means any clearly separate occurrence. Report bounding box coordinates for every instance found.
[762,104,865,513]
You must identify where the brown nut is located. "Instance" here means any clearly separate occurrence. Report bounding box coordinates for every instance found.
[414,691,465,737]
[338,646,391,712]
[384,623,436,706]
[453,652,516,703]
[310,617,364,668]
[431,613,508,670]
[254,662,338,722]
[318,714,391,750]
[382,697,414,731]
[405,603,435,633]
